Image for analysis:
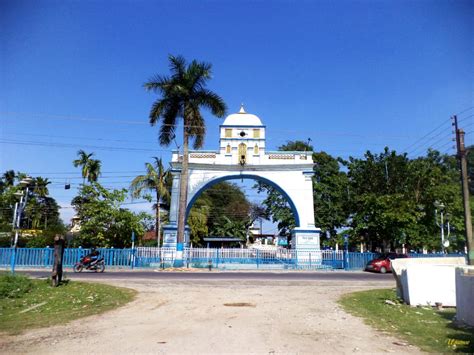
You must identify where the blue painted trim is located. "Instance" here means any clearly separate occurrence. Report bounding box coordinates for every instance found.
[266,151,314,154]
[172,150,219,154]
[291,229,321,234]
[220,125,266,128]
[220,138,265,141]
[163,226,190,231]
[186,174,301,227]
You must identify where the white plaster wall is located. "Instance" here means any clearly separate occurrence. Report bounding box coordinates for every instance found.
[187,168,316,230]
[455,267,474,326]
[172,150,313,166]
[404,264,457,306]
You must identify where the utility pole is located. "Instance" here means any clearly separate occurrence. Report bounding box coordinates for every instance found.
[453,115,474,265]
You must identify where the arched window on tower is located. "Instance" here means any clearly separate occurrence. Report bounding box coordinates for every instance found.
[254,144,259,155]
[226,144,231,154]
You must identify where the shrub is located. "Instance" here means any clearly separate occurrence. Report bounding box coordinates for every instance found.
[0,274,34,298]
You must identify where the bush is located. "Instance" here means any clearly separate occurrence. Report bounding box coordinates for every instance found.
[0,274,34,298]
[141,239,159,247]
[25,234,55,248]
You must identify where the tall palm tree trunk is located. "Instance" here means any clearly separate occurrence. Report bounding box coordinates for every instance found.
[177,129,189,246]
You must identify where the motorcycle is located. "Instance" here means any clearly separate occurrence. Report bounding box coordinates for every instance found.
[73,255,105,273]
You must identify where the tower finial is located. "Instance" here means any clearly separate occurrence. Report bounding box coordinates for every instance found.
[239,103,246,114]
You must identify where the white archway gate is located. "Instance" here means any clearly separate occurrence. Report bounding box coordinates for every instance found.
[162,106,321,261]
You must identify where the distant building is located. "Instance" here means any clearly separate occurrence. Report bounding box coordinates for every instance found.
[69,216,81,233]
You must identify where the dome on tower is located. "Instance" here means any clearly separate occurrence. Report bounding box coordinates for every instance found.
[222,105,263,126]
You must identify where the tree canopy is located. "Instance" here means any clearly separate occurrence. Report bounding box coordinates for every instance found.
[0,171,65,247]
[71,182,151,248]
[187,181,257,246]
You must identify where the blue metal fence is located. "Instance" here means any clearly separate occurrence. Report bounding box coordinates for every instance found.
[0,247,466,271]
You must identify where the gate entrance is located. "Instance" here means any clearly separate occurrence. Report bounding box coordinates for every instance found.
[162,105,320,252]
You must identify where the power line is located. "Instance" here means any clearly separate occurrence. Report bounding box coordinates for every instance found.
[456,106,474,116]
[407,129,453,156]
[458,114,474,124]
[0,111,428,140]
[408,131,455,157]
[6,132,159,145]
[402,118,451,154]
[0,139,165,153]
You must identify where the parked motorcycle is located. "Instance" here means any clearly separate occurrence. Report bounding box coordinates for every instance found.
[73,255,105,273]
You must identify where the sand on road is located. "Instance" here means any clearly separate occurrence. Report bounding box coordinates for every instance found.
[0,276,420,354]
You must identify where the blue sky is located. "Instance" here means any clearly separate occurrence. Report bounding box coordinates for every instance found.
[1,0,473,229]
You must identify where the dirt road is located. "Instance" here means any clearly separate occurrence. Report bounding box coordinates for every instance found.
[0,276,420,354]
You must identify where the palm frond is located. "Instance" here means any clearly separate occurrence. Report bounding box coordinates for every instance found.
[143,74,172,93]
[194,89,227,117]
[168,55,186,82]
[149,99,168,126]
[187,60,212,91]
[87,159,102,182]
[158,101,180,146]
[186,106,206,149]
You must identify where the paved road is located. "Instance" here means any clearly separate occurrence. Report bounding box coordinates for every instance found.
[20,269,394,282]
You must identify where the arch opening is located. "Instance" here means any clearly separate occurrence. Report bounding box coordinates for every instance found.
[185,174,301,228]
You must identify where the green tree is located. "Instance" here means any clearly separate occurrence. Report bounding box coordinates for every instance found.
[71,182,149,248]
[188,182,253,246]
[0,171,65,246]
[211,216,247,240]
[187,206,209,246]
[87,159,101,183]
[73,150,101,183]
[73,150,94,184]
[129,157,170,245]
[312,151,350,245]
[346,148,464,252]
[0,170,16,191]
[144,55,227,247]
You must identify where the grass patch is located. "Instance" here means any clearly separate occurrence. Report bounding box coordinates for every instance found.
[339,288,474,353]
[0,274,34,299]
[0,274,136,335]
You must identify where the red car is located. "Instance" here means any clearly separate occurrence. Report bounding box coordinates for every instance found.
[365,253,408,273]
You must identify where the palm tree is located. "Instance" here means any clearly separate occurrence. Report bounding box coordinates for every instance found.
[32,177,50,197]
[73,150,94,184]
[144,55,227,247]
[0,170,15,193]
[130,157,170,246]
[2,170,16,186]
[87,159,101,183]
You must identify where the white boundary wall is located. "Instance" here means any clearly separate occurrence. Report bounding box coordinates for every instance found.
[455,266,474,326]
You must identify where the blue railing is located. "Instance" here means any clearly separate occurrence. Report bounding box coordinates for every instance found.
[0,247,466,271]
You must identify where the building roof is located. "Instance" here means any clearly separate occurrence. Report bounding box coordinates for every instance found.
[222,105,263,126]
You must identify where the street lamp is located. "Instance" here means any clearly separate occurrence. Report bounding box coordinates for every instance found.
[434,201,450,253]
[11,177,33,273]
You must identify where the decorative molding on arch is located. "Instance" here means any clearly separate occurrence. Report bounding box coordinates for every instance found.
[185,173,301,227]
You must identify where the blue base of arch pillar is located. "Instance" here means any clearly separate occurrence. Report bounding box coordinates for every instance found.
[162,224,190,267]
[291,227,321,267]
